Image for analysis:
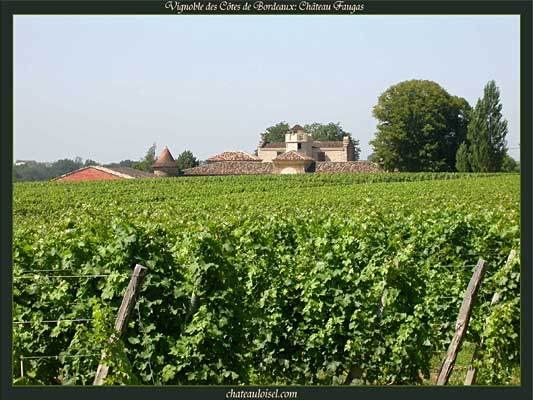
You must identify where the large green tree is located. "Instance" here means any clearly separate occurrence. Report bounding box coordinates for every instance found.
[463,80,508,172]
[370,80,471,172]
[176,150,199,170]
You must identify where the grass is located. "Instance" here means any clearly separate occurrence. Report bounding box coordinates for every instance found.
[424,342,520,385]
[424,342,475,385]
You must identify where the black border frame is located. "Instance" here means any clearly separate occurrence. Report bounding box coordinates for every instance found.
[1,1,531,400]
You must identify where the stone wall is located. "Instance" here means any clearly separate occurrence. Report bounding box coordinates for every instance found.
[272,160,315,174]
[323,149,348,162]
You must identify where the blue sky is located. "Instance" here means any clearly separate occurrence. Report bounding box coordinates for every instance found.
[14,15,520,163]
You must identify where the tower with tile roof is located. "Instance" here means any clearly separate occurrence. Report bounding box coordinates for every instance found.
[151,147,179,177]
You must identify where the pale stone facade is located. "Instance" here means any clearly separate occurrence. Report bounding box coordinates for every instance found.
[257,125,357,163]
[271,150,315,174]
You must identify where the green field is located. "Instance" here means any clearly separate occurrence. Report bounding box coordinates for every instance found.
[12,173,520,385]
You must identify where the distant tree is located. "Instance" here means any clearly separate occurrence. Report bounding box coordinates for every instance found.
[370,80,471,172]
[15,157,88,182]
[501,155,519,172]
[134,143,157,172]
[260,122,290,144]
[84,159,98,167]
[105,159,138,168]
[176,150,199,170]
[455,142,471,172]
[50,158,84,177]
[304,122,361,160]
[14,163,52,182]
[466,81,508,172]
[303,122,346,141]
[118,160,137,168]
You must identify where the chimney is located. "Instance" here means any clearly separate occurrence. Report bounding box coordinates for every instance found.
[343,136,350,146]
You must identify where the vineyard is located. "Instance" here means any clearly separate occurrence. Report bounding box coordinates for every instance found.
[12,172,520,385]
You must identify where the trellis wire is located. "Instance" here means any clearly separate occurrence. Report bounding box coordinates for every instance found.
[430,264,477,269]
[18,301,89,307]
[19,353,101,378]
[13,274,132,280]
[13,318,95,325]
[19,269,74,274]
[20,353,101,360]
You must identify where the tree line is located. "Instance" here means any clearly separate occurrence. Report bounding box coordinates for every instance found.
[13,147,200,182]
[369,79,518,172]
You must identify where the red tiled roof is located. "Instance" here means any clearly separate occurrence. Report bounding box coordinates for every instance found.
[183,161,273,176]
[207,151,261,162]
[313,141,344,149]
[52,166,154,181]
[152,147,177,168]
[106,167,155,178]
[315,161,382,174]
[261,142,286,149]
[273,151,314,161]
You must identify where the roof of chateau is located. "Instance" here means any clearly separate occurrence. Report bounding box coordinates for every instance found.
[261,142,286,149]
[273,151,314,161]
[312,141,345,149]
[207,151,261,162]
[183,161,273,176]
[315,161,382,174]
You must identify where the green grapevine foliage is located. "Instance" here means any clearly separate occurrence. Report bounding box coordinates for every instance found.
[12,173,520,385]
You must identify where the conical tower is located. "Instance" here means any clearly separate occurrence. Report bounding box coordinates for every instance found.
[152,147,179,177]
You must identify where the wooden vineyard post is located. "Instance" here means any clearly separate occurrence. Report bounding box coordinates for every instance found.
[436,259,488,385]
[93,264,148,385]
[464,250,517,385]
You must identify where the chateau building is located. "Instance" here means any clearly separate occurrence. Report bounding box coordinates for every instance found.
[183,124,380,176]
[52,125,380,181]
[257,124,357,163]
